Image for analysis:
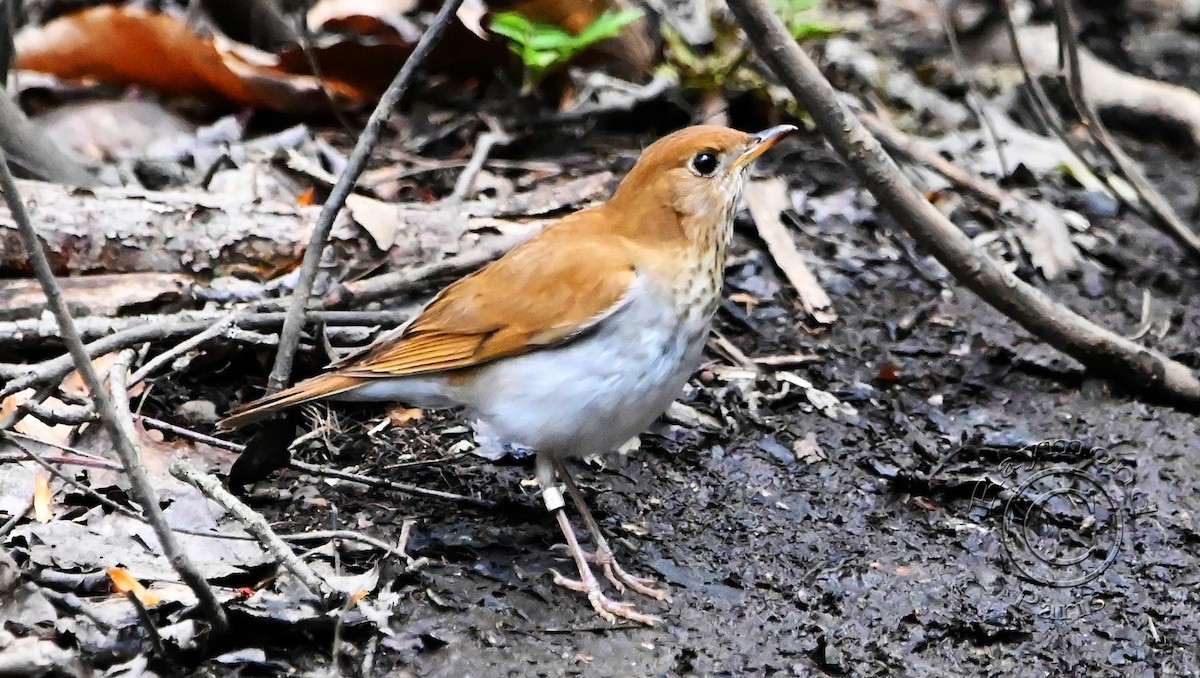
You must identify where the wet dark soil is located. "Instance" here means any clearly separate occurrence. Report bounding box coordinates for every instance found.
[188,113,1200,676]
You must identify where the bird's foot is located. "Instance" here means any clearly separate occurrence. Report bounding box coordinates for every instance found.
[583,547,670,602]
[550,569,662,626]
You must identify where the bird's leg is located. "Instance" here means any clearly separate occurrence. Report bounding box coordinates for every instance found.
[537,455,661,626]
[552,458,670,602]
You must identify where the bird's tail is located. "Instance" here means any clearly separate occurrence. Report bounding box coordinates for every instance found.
[218,373,364,430]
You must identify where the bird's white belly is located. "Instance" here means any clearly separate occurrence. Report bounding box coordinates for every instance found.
[465,295,706,457]
[340,285,708,458]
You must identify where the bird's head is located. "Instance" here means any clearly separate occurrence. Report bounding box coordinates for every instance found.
[607,124,797,246]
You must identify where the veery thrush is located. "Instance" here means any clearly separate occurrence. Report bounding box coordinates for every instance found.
[220,124,797,624]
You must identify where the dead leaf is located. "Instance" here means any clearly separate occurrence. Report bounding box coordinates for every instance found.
[792,433,827,464]
[61,352,118,397]
[457,0,490,39]
[664,401,721,429]
[107,567,162,606]
[386,406,424,426]
[0,392,20,422]
[345,194,405,250]
[15,6,370,113]
[33,473,53,523]
[6,390,76,449]
[744,179,838,325]
[876,362,904,382]
[308,0,420,37]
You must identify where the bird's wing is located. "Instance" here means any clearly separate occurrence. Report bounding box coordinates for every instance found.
[338,223,637,377]
[218,214,636,430]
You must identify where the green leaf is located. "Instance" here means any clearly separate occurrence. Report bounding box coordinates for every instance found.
[489,13,533,42]
[788,19,839,40]
[488,8,644,89]
[526,28,576,51]
[773,0,819,13]
[573,9,643,44]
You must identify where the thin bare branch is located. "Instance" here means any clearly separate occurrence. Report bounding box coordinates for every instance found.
[288,459,497,509]
[268,0,466,392]
[0,150,228,632]
[726,0,1200,404]
[1051,0,1200,256]
[0,310,412,399]
[170,459,339,606]
[939,2,1008,175]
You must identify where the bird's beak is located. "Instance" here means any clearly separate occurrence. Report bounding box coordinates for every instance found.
[731,124,798,172]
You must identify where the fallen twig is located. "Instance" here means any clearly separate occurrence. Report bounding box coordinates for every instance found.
[136,416,244,453]
[169,459,339,606]
[17,398,94,426]
[281,530,426,567]
[0,311,413,398]
[325,238,521,308]
[995,0,1092,171]
[108,350,230,624]
[449,120,513,202]
[0,84,96,187]
[859,108,1080,277]
[0,385,56,431]
[0,150,229,631]
[269,0,466,392]
[129,313,239,387]
[123,590,171,665]
[859,109,1007,208]
[1051,0,1200,256]
[0,495,31,538]
[2,432,224,540]
[2,430,426,560]
[940,2,1008,175]
[289,459,497,509]
[727,0,1200,404]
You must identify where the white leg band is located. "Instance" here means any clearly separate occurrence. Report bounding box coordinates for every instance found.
[542,485,565,512]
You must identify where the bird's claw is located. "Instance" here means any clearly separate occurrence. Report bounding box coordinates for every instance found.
[583,547,671,602]
[551,569,662,626]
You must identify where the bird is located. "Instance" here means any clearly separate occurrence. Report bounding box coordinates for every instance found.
[220,124,797,625]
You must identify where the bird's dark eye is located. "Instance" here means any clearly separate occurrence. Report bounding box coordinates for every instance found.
[691,151,719,176]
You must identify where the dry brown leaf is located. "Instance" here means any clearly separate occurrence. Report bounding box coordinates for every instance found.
[0,392,20,422]
[744,179,838,325]
[107,567,162,606]
[6,389,76,449]
[61,352,118,397]
[15,6,371,113]
[59,352,145,401]
[386,406,424,426]
[308,0,420,36]
[345,194,405,250]
[15,1,650,114]
[33,473,53,523]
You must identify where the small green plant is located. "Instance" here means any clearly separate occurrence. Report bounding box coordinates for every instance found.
[772,0,839,40]
[489,9,644,92]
